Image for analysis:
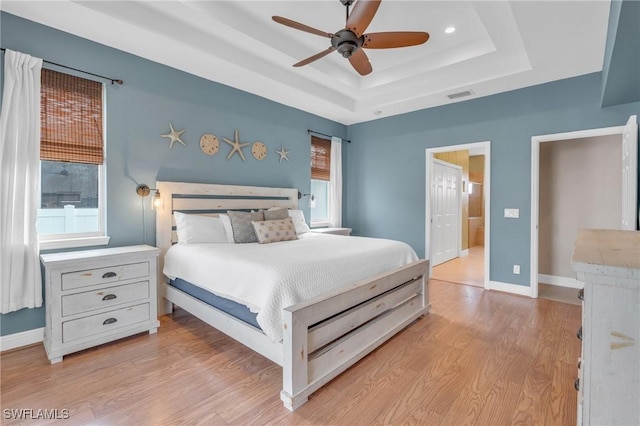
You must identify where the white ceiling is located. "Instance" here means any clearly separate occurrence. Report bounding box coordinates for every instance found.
[2,1,611,125]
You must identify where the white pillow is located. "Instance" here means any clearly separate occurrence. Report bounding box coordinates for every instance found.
[288,209,310,234]
[174,212,228,244]
[218,213,235,243]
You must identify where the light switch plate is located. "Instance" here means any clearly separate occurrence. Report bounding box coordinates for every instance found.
[504,208,520,218]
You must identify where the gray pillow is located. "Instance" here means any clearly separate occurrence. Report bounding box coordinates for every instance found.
[227,210,265,243]
[264,208,289,221]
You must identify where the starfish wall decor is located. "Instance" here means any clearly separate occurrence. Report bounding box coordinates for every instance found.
[223,129,250,161]
[161,122,186,149]
[276,144,290,162]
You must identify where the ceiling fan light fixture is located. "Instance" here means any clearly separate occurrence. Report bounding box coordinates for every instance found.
[273,0,429,75]
[337,42,357,58]
[332,29,364,58]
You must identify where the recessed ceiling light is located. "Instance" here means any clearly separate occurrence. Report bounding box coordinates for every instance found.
[445,26,456,34]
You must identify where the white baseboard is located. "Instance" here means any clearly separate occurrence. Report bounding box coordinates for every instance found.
[487,280,532,297]
[538,274,584,289]
[0,328,44,352]
[459,249,469,257]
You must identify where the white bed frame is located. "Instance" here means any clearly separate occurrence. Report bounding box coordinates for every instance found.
[155,181,430,410]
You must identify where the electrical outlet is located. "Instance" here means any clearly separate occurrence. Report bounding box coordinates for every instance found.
[513,265,521,275]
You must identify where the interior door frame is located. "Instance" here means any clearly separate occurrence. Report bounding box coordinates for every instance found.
[530,116,637,298]
[425,141,491,289]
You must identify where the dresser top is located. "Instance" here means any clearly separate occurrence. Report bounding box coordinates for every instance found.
[41,244,159,264]
[572,229,640,277]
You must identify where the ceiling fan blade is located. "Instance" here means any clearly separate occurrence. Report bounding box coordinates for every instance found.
[293,47,336,67]
[363,31,430,49]
[345,0,381,37]
[272,16,332,38]
[348,48,372,76]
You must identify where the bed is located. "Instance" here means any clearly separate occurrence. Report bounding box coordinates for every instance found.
[155,181,430,411]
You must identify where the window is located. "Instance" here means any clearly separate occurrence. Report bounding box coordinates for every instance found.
[37,69,108,249]
[310,136,331,226]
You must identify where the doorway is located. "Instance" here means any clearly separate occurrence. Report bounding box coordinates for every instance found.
[425,141,491,289]
[530,115,638,298]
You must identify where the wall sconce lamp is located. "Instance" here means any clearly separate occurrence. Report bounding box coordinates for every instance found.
[136,183,161,209]
[298,191,316,208]
[297,190,315,201]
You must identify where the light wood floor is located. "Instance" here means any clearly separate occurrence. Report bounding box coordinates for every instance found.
[1,280,581,425]
[432,248,581,306]
[432,246,484,288]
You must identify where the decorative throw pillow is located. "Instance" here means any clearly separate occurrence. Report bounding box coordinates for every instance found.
[264,208,289,221]
[287,209,311,234]
[174,212,228,244]
[252,218,298,244]
[227,210,264,243]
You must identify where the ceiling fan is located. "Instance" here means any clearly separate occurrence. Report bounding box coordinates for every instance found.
[272,0,429,76]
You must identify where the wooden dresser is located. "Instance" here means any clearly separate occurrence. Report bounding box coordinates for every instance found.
[572,229,640,425]
[41,245,160,363]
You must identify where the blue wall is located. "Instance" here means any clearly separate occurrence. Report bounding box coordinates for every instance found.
[0,12,346,335]
[1,7,639,336]
[345,74,639,286]
[601,0,640,107]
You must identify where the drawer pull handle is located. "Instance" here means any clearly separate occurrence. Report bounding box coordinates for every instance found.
[102,294,117,301]
[102,272,117,279]
[577,289,584,301]
[103,318,118,325]
[577,326,583,341]
[574,378,580,391]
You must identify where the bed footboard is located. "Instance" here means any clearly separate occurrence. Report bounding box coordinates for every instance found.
[280,259,430,411]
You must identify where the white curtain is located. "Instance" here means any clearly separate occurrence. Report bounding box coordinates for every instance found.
[0,50,43,314]
[328,136,342,227]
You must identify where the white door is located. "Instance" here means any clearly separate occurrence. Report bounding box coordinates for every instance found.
[622,115,638,230]
[431,159,461,266]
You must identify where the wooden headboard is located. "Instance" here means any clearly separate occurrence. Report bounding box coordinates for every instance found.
[155,182,298,295]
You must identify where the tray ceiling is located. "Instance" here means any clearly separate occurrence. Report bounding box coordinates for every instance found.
[2,1,611,124]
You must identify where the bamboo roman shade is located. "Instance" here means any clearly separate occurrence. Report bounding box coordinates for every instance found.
[311,136,331,181]
[40,69,104,165]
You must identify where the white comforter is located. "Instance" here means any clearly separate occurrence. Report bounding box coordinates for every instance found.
[163,233,418,342]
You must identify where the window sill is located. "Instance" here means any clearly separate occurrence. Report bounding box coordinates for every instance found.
[310,221,331,229]
[39,235,111,251]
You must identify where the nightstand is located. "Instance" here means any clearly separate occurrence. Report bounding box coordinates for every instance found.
[40,245,160,363]
[311,227,352,236]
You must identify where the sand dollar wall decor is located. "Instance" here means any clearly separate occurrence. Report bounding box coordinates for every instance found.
[252,142,267,160]
[200,134,220,156]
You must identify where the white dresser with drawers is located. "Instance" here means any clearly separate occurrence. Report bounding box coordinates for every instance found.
[572,229,640,425]
[41,245,160,363]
